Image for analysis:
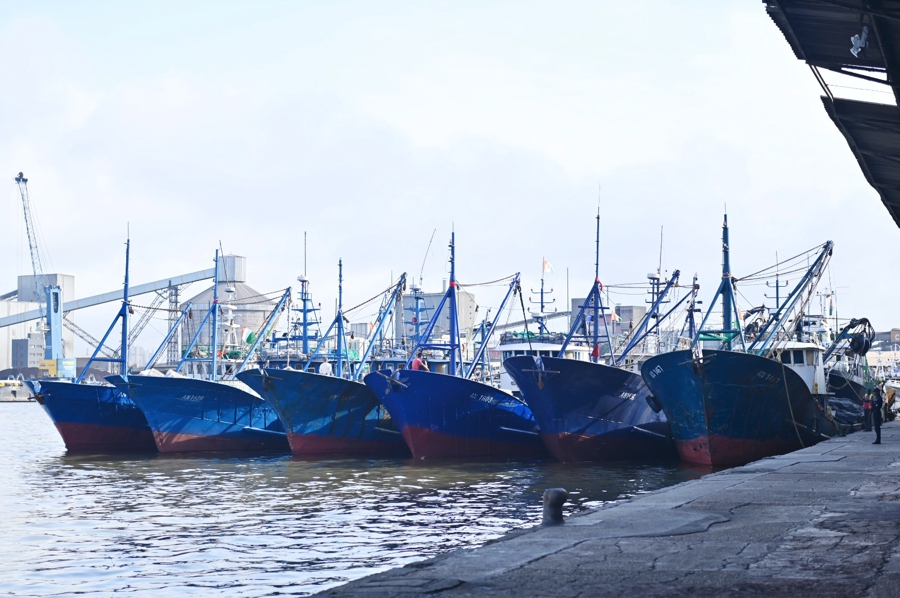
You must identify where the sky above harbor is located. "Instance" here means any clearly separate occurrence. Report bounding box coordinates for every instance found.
[1,1,896,353]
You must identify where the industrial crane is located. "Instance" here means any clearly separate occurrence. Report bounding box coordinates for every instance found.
[14,172,64,362]
[14,173,47,322]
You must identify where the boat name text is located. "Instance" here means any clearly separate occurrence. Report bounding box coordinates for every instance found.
[470,393,495,405]
[646,365,664,379]
[755,371,779,384]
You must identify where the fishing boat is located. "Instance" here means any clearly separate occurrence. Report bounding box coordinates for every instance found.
[640,215,853,467]
[503,214,693,462]
[824,318,874,423]
[31,239,162,453]
[496,266,586,397]
[237,264,410,456]
[109,251,290,454]
[363,233,547,459]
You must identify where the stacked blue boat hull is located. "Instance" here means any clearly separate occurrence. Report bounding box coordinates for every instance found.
[237,368,409,456]
[364,369,547,459]
[107,375,289,454]
[504,356,673,462]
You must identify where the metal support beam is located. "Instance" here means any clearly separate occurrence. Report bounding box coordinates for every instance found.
[0,267,215,328]
[63,316,115,358]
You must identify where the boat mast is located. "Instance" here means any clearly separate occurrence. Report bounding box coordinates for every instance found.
[721,215,733,350]
[684,274,699,339]
[74,237,134,383]
[529,258,555,335]
[403,233,466,374]
[690,215,746,352]
[593,209,614,363]
[300,277,311,355]
[211,250,220,381]
[594,210,600,359]
[120,237,131,379]
[448,232,460,376]
[352,273,407,381]
[336,259,345,378]
[557,209,614,360]
[411,287,426,343]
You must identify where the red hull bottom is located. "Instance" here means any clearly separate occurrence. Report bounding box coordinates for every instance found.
[288,433,411,457]
[152,431,286,454]
[542,432,672,462]
[55,422,157,453]
[403,425,548,460]
[676,435,802,467]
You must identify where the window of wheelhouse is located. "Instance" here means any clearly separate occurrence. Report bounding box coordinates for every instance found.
[780,351,790,364]
[793,350,804,365]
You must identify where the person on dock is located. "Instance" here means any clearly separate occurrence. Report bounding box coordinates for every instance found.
[873,388,884,445]
[411,351,427,371]
[863,391,873,431]
[318,357,333,376]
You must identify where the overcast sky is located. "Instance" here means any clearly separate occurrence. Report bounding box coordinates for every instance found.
[1,1,896,354]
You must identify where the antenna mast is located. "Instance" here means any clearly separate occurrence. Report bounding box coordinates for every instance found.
[658,226,664,275]
[418,228,437,287]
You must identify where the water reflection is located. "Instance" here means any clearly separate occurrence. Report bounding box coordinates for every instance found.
[1,404,709,596]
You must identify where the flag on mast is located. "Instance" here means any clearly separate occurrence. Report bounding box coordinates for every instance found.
[542,259,553,273]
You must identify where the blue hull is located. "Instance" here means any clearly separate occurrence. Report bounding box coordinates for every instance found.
[363,369,547,459]
[107,375,289,454]
[236,368,409,456]
[504,356,673,461]
[31,380,157,453]
[641,350,850,466]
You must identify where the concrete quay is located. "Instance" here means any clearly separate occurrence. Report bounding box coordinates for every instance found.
[325,424,900,597]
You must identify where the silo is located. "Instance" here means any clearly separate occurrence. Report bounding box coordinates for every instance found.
[179,256,276,357]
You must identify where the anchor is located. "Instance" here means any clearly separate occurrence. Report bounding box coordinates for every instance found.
[375,370,408,395]
[521,368,560,390]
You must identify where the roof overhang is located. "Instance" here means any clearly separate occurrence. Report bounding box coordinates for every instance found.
[823,96,900,227]
[764,1,900,226]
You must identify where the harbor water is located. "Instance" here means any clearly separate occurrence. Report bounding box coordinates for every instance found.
[1,403,709,596]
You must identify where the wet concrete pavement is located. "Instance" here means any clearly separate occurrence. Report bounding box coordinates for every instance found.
[323,423,900,597]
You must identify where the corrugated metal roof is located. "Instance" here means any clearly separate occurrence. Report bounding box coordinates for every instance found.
[766,1,895,85]
[764,1,900,227]
[823,96,900,227]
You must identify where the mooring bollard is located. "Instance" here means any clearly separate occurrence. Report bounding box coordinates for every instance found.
[542,488,568,525]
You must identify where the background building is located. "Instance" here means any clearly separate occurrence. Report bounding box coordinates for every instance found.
[0,273,76,370]
[395,283,478,344]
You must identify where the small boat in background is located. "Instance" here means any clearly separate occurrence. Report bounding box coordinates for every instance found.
[364,233,547,460]
[238,264,409,456]
[110,250,290,454]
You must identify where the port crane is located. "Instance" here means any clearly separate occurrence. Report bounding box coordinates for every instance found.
[9,174,216,367]
[13,172,63,360]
